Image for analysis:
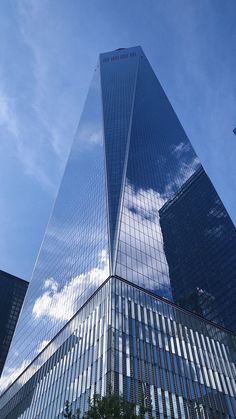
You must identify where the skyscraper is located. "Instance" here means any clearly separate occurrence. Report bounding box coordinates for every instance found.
[0,271,28,377]
[0,47,236,418]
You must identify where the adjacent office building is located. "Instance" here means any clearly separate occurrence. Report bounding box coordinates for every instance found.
[159,167,236,332]
[0,47,235,418]
[0,271,28,377]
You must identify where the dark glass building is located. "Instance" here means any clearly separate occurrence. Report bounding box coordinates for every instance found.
[0,47,236,418]
[159,167,236,332]
[0,270,28,377]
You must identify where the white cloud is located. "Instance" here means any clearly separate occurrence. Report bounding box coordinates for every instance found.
[172,141,191,156]
[16,142,57,193]
[77,125,103,148]
[36,339,50,354]
[0,337,52,394]
[0,359,31,394]
[34,217,106,276]
[32,250,109,321]
[0,90,19,137]
[164,139,201,198]
[126,183,166,216]
[44,278,58,292]
[0,0,80,196]
[117,182,171,296]
[0,83,57,193]
[165,156,200,196]
[0,320,69,394]
[16,0,77,164]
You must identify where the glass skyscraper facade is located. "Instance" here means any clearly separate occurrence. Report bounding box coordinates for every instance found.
[0,46,235,418]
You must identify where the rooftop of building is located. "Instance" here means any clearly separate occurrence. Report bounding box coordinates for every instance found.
[0,269,29,286]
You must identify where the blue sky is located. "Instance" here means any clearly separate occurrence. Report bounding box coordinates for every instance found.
[0,0,235,281]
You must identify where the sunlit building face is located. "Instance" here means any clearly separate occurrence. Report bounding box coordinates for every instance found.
[1,47,236,419]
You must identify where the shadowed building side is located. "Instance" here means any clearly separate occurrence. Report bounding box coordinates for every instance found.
[159,167,236,331]
[0,271,28,376]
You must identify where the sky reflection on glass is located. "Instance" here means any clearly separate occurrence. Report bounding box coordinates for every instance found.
[1,64,109,390]
[115,49,201,300]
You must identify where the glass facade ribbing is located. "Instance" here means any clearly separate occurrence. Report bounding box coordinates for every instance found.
[0,278,236,418]
[1,46,236,417]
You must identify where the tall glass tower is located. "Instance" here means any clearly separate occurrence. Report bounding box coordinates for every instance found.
[1,47,236,418]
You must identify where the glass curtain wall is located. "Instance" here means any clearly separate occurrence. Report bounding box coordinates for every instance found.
[1,65,109,391]
[1,277,236,418]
